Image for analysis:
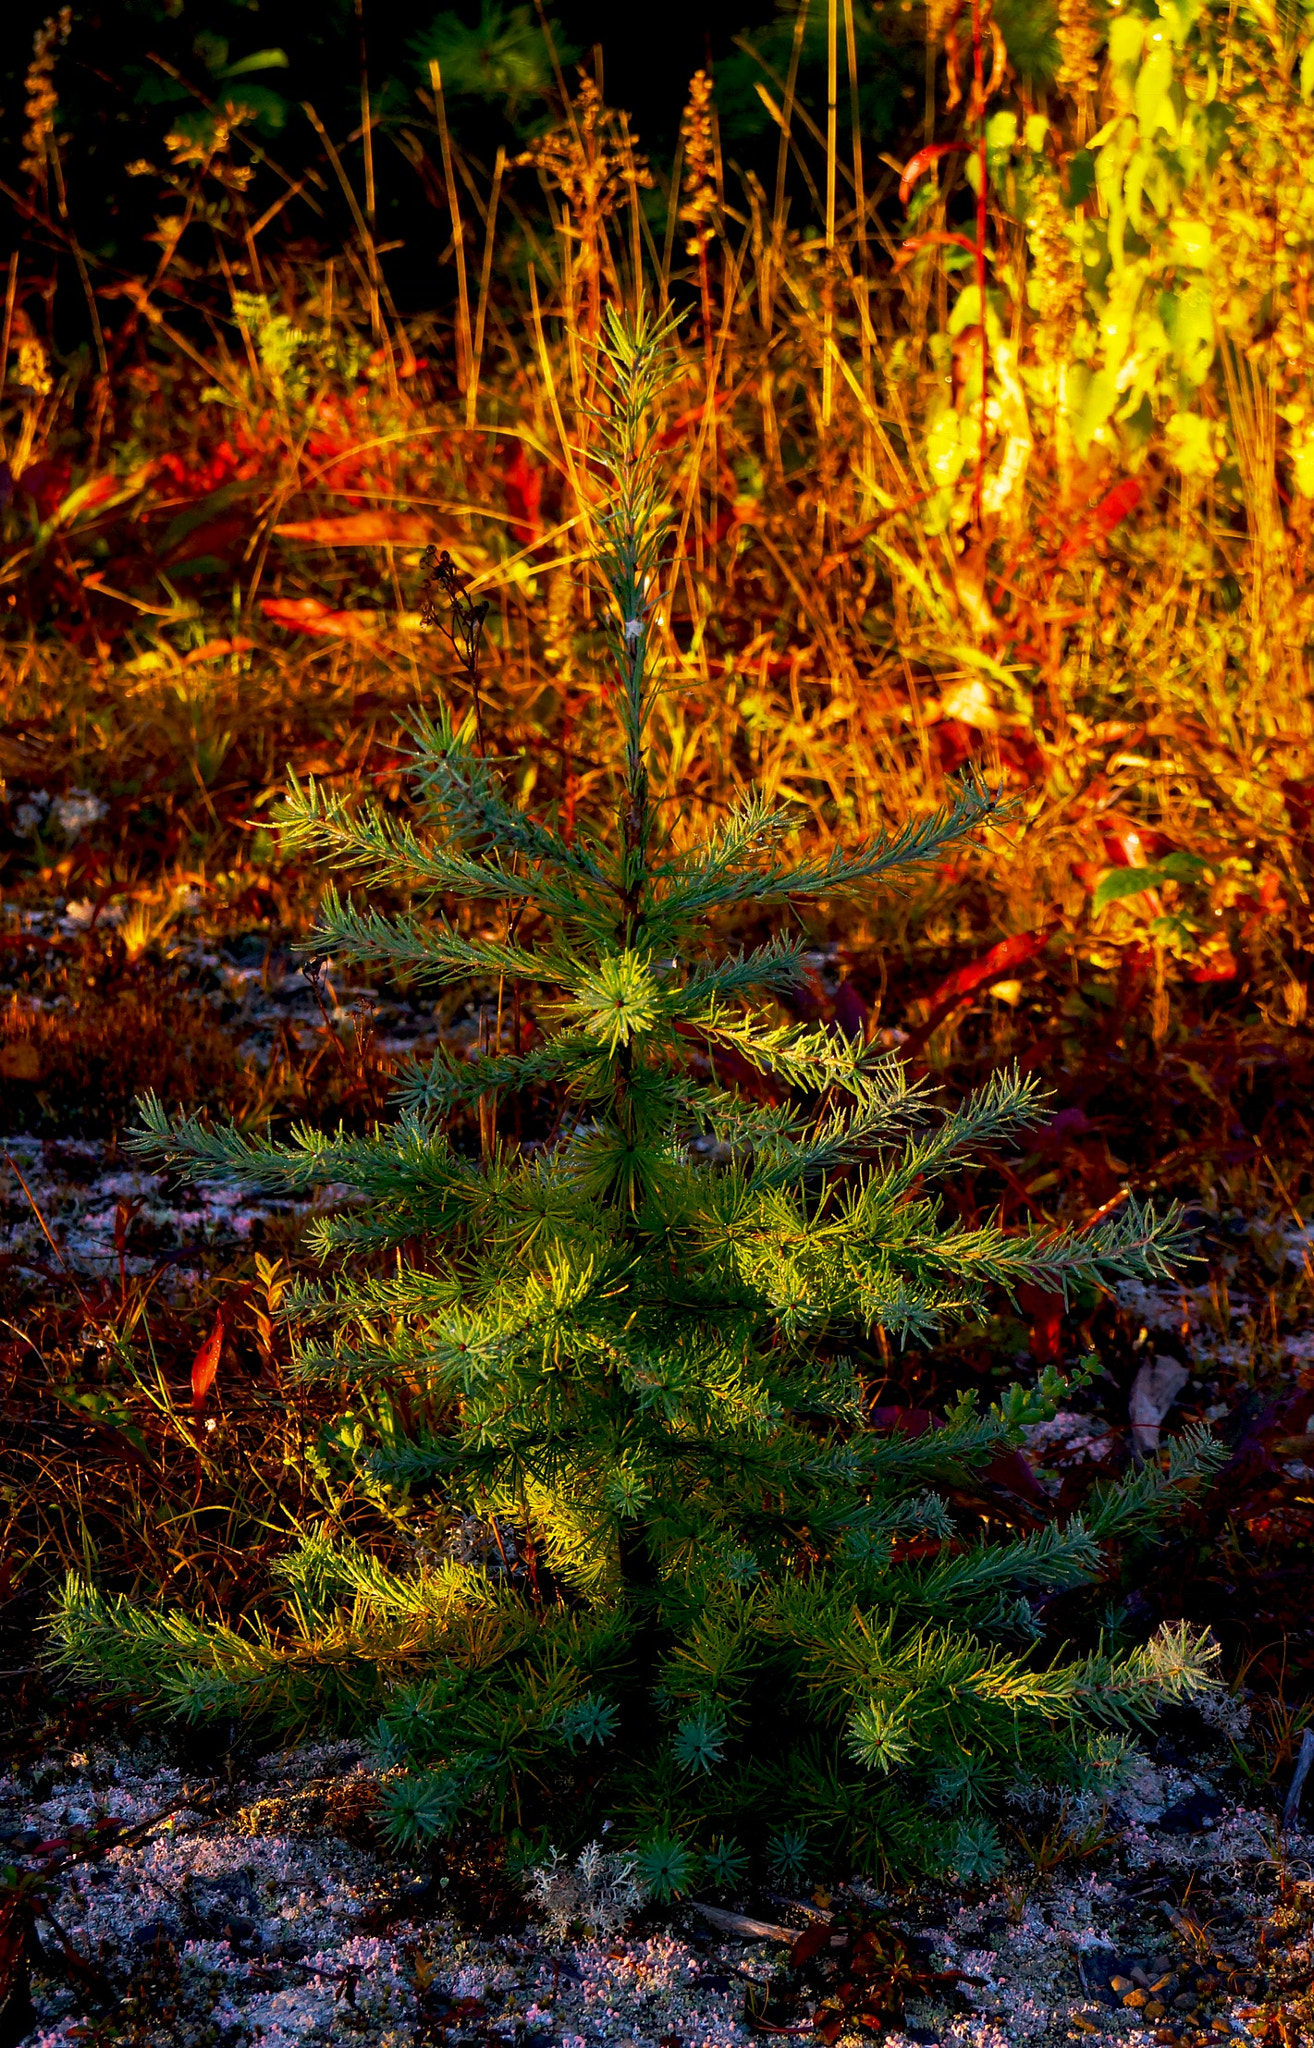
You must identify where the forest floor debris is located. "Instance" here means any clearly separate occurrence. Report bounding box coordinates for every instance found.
[2,1728,1312,2048]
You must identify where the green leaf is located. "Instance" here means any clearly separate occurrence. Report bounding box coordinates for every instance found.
[1168,216,1211,267]
[1094,866,1165,909]
[1157,850,1208,881]
[847,1696,915,1772]
[1134,33,1175,136]
[53,1386,150,1460]
[1165,281,1215,385]
[986,109,1018,165]
[635,1834,698,1902]
[1092,856,1200,909]
[1108,13,1146,87]
[1071,367,1121,455]
[216,48,290,79]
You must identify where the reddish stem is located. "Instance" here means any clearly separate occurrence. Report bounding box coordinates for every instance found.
[972,0,988,535]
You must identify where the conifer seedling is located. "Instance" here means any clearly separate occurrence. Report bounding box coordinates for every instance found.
[56,306,1224,1891]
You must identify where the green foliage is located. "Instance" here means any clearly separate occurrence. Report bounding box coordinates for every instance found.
[714,1,922,152]
[52,305,1226,1884]
[408,3,572,114]
[132,35,292,147]
[976,0,1314,488]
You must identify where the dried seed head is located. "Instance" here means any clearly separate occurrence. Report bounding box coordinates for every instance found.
[20,8,72,189]
[678,70,719,257]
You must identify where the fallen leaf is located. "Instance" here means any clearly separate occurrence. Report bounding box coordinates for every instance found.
[183,637,257,664]
[1189,944,1239,984]
[261,597,386,639]
[1058,477,1143,564]
[274,512,432,545]
[901,925,1057,1056]
[940,677,999,732]
[1129,1355,1190,1459]
[0,1043,41,1081]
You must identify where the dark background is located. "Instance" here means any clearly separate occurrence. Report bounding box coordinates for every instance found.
[1,1,929,332]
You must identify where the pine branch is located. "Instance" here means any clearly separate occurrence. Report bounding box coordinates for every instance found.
[696,1009,923,1100]
[275,774,600,923]
[391,1033,597,1118]
[1083,1422,1227,1538]
[309,888,564,986]
[399,705,609,885]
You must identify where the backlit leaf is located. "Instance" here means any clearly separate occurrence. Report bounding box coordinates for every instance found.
[1093,866,1166,910]
[190,1313,226,1414]
[1134,34,1175,137]
[274,513,433,545]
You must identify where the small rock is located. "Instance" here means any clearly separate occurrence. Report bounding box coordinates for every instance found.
[1124,1990,1148,2008]
[1144,1999,1167,2020]
[129,1918,180,1950]
[1111,1976,1136,1994]
[1159,1791,1224,1834]
[1174,1994,1199,2012]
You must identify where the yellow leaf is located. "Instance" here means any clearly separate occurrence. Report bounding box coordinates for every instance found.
[1165,412,1218,477]
[1134,34,1175,138]
[926,409,966,486]
[941,678,999,731]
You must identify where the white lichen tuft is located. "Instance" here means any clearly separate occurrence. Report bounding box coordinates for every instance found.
[525,1837,647,1943]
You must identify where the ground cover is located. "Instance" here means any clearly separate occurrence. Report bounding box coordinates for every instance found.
[3,2,1314,2042]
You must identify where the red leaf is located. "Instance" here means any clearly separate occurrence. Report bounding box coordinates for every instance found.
[502,444,544,546]
[870,1407,1048,1507]
[901,926,1057,1056]
[982,1448,1049,1505]
[190,1312,226,1416]
[1058,477,1143,563]
[1099,821,1173,867]
[899,141,972,206]
[1189,947,1239,983]
[894,228,981,269]
[1281,777,1314,835]
[868,1406,936,1437]
[832,978,868,1039]
[926,928,1054,1011]
[790,1923,832,1968]
[260,597,386,640]
[1018,1281,1064,1364]
[1093,476,1143,536]
[183,637,257,665]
